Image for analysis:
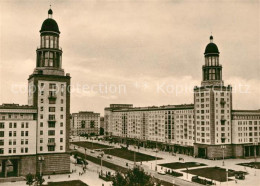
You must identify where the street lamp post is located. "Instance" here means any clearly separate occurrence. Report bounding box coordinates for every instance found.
[84,148,87,168]
[221,145,226,166]
[134,146,136,167]
[38,156,45,176]
[100,152,104,175]
[155,148,158,171]
[253,141,258,176]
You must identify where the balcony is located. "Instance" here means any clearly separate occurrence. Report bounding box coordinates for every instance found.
[48,119,56,125]
[221,117,226,125]
[47,142,56,146]
[48,95,57,100]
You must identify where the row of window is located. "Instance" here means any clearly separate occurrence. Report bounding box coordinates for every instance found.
[0,147,29,154]
[0,131,29,137]
[39,130,63,136]
[0,122,29,129]
[0,139,29,146]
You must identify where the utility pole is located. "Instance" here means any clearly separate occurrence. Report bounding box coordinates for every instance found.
[221,145,226,166]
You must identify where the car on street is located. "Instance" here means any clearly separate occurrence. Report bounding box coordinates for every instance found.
[90,150,95,153]
[107,155,112,159]
[157,170,166,175]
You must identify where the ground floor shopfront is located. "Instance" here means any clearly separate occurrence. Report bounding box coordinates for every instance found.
[0,155,36,179]
[194,143,260,159]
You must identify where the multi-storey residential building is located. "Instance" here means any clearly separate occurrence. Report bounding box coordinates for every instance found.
[105,36,260,159]
[231,110,260,158]
[105,104,194,154]
[27,8,71,174]
[70,111,100,136]
[0,104,37,177]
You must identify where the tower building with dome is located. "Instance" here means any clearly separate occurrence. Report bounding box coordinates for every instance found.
[193,36,233,158]
[0,8,71,180]
[28,8,71,174]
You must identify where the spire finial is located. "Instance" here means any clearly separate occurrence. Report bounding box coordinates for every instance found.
[210,35,213,43]
[48,4,53,18]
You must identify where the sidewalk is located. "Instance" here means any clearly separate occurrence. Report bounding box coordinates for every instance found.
[1,162,112,186]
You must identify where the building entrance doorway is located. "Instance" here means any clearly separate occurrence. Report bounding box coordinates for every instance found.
[0,159,18,178]
[198,147,207,158]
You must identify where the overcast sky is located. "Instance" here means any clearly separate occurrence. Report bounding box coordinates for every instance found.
[0,0,259,115]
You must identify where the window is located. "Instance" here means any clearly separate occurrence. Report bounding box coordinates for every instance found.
[0,123,4,128]
[13,139,16,145]
[48,138,55,144]
[40,146,43,151]
[14,123,17,128]
[48,122,55,128]
[209,69,215,80]
[40,130,43,135]
[9,123,12,128]
[49,83,56,89]
[41,91,44,95]
[41,99,44,103]
[9,140,12,145]
[9,131,12,137]
[21,122,24,128]
[21,139,24,145]
[48,146,55,151]
[60,115,63,119]
[50,36,54,48]
[49,107,56,112]
[0,140,4,146]
[45,36,49,48]
[25,148,28,153]
[60,122,63,127]
[40,107,44,111]
[61,99,64,104]
[21,148,24,153]
[49,115,55,121]
[26,123,28,128]
[21,131,24,136]
[40,114,43,119]
[60,130,63,135]
[13,148,16,154]
[48,130,55,136]
[60,138,63,142]
[25,131,28,136]
[40,122,43,127]
[8,148,12,154]
[60,107,63,111]
[60,146,63,150]
[14,131,16,137]
[0,148,4,154]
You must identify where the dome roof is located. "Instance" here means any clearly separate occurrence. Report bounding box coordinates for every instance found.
[40,18,60,33]
[204,36,219,56]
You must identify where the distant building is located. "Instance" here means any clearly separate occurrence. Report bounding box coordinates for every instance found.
[105,36,260,159]
[70,111,100,136]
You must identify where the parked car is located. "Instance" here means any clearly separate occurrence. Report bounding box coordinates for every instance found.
[107,155,112,159]
[97,155,102,158]
[90,150,95,153]
[157,170,166,175]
